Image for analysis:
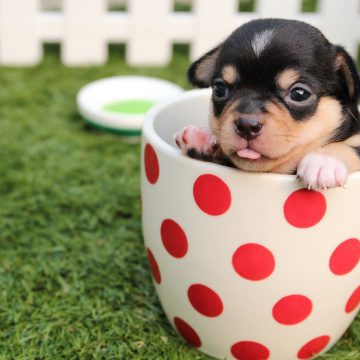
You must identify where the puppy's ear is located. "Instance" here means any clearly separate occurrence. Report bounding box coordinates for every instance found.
[334,45,360,102]
[187,45,222,88]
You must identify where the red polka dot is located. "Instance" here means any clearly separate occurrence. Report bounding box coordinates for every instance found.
[232,243,275,281]
[231,341,270,360]
[146,248,161,284]
[187,284,223,317]
[345,286,360,313]
[273,295,313,325]
[283,189,326,228]
[297,335,330,359]
[193,174,231,216]
[174,317,202,348]
[329,238,360,275]
[161,219,188,258]
[144,144,159,184]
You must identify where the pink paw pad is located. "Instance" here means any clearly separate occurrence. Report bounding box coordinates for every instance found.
[297,153,348,189]
[174,126,217,155]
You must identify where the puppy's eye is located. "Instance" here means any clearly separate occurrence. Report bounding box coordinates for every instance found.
[288,84,312,103]
[290,88,311,102]
[213,80,229,101]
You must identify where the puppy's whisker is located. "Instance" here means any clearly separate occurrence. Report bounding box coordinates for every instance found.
[346,108,358,122]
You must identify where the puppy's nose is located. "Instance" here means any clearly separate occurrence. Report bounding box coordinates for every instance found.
[234,117,263,140]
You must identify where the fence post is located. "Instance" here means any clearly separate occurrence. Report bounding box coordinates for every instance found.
[191,0,238,61]
[62,0,107,66]
[127,0,172,66]
[0,0,41,65]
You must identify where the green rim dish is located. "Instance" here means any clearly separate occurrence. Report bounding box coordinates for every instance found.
[81,115,141,137]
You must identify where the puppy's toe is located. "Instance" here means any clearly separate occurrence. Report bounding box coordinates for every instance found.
[174,130,185,148]
[334,161,348,187]
[297,152,348,189]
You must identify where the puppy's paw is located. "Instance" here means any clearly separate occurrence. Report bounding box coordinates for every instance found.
[174,126,218,156]
[297,152,348,189]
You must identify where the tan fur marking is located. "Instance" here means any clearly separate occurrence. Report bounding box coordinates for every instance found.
[294,97,343,145]
[344,134,360,147]
[195,48,221,84]
[335,54,355,98]
[335,56,342,70]
[222,65,238,84]
[209,100,237,134]
[276,69,300,90]
[314,142,360,173]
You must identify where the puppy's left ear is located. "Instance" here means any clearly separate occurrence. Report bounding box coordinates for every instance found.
[187,45,222,88]
[334,45,360,102]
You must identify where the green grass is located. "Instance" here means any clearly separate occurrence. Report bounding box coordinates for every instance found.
[108,3,127,12]
[0,44,359,360]
[238,0,256,13]
[174,2,192,12]
[238,0,320,13]
[302,0,318,12]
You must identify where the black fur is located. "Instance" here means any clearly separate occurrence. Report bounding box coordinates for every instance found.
[187,148,234,167]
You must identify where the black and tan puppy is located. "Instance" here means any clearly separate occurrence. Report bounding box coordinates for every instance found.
[175,19,360,189]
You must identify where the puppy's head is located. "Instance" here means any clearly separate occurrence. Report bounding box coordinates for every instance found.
[188,19,360,173]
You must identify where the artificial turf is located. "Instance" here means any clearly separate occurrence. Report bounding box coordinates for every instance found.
[0,44,359,360]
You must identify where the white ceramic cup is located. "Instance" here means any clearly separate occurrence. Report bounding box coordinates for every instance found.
[141,89,360,360]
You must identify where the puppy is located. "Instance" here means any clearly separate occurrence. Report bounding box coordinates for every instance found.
[175,19,360,189]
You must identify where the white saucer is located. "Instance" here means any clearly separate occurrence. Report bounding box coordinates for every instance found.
[76,76,184,137]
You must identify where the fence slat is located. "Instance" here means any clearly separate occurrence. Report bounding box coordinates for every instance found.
[39,12,64,42]
[105,13,129,42]
[169,13,194,43]
[257,0,301,18]
[127,0,172,66]
[0,0,41,65]
[191,0,238,60]
[62,0,107,66]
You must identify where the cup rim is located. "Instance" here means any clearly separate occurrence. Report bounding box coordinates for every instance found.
[142,88,360,183]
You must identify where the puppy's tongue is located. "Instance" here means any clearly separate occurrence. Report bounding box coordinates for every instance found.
[237,148,261,160]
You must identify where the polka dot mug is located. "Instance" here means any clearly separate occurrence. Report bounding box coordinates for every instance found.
[141,89,360,360]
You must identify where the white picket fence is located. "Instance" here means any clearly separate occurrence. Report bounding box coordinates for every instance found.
[0,0,359,66]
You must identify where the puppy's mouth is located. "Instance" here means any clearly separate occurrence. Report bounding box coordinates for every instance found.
[236,147,262,160]
[226,136,265,161]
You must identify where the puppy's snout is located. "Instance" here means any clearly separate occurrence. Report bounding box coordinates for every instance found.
[234,117,263,140]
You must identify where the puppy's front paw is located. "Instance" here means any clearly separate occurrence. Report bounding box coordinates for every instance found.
[174,126,217,156]
[297,152,348,189]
